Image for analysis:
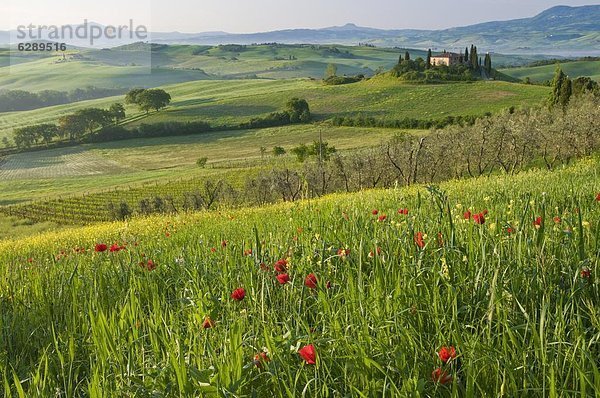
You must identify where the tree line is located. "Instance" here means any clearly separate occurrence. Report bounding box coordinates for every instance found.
[13,104,126,148]
[0,87,127,113]
[9,88,171,149]
[9,94,311,149]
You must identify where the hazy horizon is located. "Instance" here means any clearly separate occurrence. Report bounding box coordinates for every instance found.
[1,1,598,33]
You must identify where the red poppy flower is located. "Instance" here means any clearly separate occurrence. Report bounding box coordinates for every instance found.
[95,243,108,253]
[27,258,33,263]
[298,344,316,365]
[259,262,269,271]
[326,281,332,289]
[202,316,215,329]
[378,214,387,222]
[431,368,452,384]
[506,227,515,234]
[554,216,562,224]
[210,247,217,253]
[165,232,171,238]
[231,288,246,301]
[274,259,288,273]
[276,273,290,284]
[596,193,600,202]
[463,210,472,220]
[398,208,409,215]
[369,247,382,258]
[414,232,425,249]
[581,267,591,279]
[244,249,253,256]
[483,209,489,216]
[305,274,318,289]
[438,346,457,363]
[534,217,543,227]
[109,243,122,253]
[253,352,270,368]
[473,213,485,225]
[221,240,228,248]
[140,260,157,271]
[372,209,379,215]
[337,248,350,257]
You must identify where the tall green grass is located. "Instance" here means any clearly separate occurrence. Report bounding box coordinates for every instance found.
[0,158,599,396]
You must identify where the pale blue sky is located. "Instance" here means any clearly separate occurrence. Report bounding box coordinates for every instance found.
[1,0,597,32]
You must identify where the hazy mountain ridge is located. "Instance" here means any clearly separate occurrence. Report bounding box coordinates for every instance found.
[0,6,598,55]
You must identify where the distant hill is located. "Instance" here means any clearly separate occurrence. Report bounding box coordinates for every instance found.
[0,6,598,56]
[147,5,600,55]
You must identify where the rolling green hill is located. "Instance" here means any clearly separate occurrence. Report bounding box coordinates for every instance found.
[0,124,408,204]
[0,44,559,94]
[500,60,600,83]
[0,77,550,141]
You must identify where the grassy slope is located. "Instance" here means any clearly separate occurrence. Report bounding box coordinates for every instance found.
[0,158,598,395]
[500,60,600,82]
[0,125,407,204]
[0,44,554,92]
[0,77,550,140]
[0,215,63,240]
[0,44,410,92]
[0,52,211,91]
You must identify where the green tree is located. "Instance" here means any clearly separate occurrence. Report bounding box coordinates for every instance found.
[572,76,598,96]
[310,140,337,161]
[484,53,492,74]
[404,51,410,61]
[75,108,112,135]
[136,89,172,113]
[58,114,87,141]
[559,77,572,108]
[36,124,59,146]
[471,46,479,70]
[108,103,126,124]
[125,88,145,105]
[550,65,568,107]
[285,98,311,123]
[291,144,310,162]
[272,146,286,156]
[426,49,432,69]
[13,127,38,148]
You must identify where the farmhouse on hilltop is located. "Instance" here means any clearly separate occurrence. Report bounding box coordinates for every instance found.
[430,52,463,67]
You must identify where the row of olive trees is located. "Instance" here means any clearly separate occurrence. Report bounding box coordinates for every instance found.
[106,94,599,219]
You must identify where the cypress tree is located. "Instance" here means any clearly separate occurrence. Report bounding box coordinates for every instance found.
[404,51,410,61]
[484,53,492,74]
[471,46,479,70]
[426,49,432,69]
[465,47,469,64]
[469,45,474,64]
[559,75,572,108]
[550,65,567,106]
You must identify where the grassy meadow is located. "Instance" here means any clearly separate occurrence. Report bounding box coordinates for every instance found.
[0,157,599,396]
[0,77,550,140]
[0,31,599,397]
[0,124,407,204]
[500,60,600,83]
